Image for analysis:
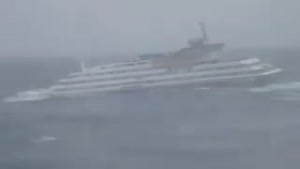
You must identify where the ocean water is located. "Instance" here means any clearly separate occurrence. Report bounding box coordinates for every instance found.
[1,50,300,169]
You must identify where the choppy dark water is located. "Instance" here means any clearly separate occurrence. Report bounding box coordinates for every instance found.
[1,50,300,169]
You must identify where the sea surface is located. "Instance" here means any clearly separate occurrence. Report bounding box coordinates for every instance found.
[1,49,300,169]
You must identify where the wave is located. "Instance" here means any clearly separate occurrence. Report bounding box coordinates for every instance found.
[33,136,57,143]
[250,81,300,93]
[248,81,300,101]
[3,89,50,103]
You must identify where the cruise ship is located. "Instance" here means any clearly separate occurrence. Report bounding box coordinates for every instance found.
[4,23,282,102]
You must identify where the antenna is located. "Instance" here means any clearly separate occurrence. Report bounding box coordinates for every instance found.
[199,22,208,43]
[80,61,86,72]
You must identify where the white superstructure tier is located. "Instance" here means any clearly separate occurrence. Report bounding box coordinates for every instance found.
[46,58,281,97]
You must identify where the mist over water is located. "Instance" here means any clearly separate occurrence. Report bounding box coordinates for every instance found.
[0,49,300,169]
[1,0,300,168]
[1,0,300,57]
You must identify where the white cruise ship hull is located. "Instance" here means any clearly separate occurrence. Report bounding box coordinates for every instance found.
[4,57,282,102]
[46,58,282,98]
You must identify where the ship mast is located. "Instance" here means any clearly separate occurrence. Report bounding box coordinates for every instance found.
[199,22,208,43]
[80,61,86,72]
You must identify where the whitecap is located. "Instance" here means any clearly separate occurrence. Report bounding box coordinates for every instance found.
[33,136,57,143]
[250,81,300,93]
[3,89,50,103]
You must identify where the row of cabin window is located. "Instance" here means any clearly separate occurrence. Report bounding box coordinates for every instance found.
[71,66,152,78]
[71,63,245,78]
[62,72,166,85]
[56,70,258,92]
[92,62,148,71]
[62,65,250,85]
[193,64,248,71]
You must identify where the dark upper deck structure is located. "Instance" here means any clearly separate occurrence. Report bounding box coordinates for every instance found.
[139,23,225,68]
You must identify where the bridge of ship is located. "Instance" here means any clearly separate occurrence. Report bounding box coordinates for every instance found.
[142,43,225,70]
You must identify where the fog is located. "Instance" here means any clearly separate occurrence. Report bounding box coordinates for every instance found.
[1,0,300,57]
[2,1,300,168]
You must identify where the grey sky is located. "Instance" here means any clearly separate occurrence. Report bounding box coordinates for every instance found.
[0,0,299,57]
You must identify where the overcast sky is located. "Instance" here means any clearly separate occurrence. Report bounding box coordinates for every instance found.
[0,0,299,57]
